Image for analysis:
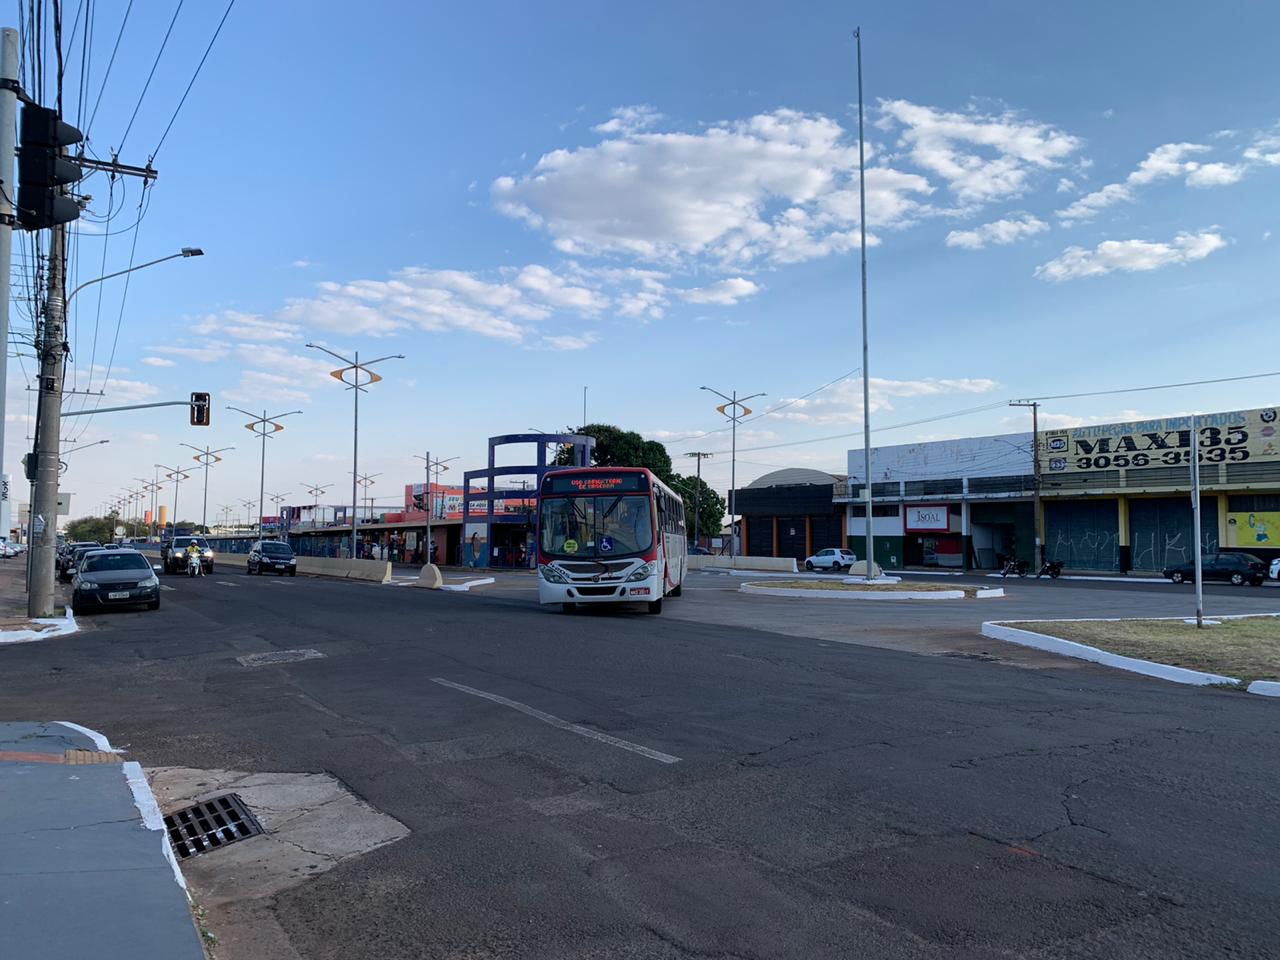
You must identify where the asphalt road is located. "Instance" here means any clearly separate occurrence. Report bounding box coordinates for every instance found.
[3,566,1279,959]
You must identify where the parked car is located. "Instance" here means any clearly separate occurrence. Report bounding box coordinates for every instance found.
[248,540,297,576]
[688,546,712,556]
[58,542,103,582]
[1162,552,1267,586]
[804,547,859,572]
[1270,557,1280,582]
[161,536,214,575]
[71,549,160,613]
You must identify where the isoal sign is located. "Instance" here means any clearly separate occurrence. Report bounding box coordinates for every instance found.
[905,504,949,532]
[1040,406,1280,474]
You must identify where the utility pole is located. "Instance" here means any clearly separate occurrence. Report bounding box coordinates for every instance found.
[27,222,67,617]
[415,451,433,566]
[227,406,302,538]
[1009,401,1042,566]
[1190,414,1205,628]
[583,386,588,428]
[156,464,191,535]
[0,28,18,540]
[684,452,714,546]
[855,26,875,578]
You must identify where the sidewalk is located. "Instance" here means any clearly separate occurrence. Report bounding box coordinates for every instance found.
[0,722,206,959]
[0,562,79,643]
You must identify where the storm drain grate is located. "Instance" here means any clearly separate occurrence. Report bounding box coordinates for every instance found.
[164,793,263,860]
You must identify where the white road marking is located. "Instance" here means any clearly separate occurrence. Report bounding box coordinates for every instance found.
[431,677,681,764]
[159,585,175,592]
[216,581,240,588]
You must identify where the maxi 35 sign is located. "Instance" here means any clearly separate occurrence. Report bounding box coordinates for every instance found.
[1040,406,1280,474]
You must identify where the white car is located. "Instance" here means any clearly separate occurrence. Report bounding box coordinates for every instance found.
[1271,558,1280,581]
[804,547,859,572]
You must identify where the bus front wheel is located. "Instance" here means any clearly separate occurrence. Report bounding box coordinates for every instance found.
[647,599,663,615]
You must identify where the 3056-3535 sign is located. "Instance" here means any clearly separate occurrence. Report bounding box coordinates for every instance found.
[1039,406,1280,474]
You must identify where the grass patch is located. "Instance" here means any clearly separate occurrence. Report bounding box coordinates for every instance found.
[1013,616,1280,683]
[755,580,983,597]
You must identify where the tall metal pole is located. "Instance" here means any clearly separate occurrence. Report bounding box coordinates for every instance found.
[583,386,588,427]
[1010,401,1042,566]
[730,391,738,559]
[684,452,714,546]
[352,351,359,558]
[1190,414,1204,628]
[855,27,875,577]
[28,222,67,617]
[0,28,18,536]
[424,449,431,564]
[258,408,267,536]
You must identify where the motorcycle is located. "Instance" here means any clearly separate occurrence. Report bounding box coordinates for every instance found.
[186,552,202,578]
[1000,558,1029,578]
[1036,559,1064,579]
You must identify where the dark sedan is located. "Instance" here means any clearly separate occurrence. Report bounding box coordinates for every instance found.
[1162,552,1267,586]
[248,540,297,576]
[71,549,161,613]
[58,542,103,582]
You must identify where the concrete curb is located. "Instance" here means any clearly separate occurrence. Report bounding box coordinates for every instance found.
[123,760,188,892]
[0,606,78,645]
[1247,680,1280,697]
[980,621,1242,687]
[740,582,1005,601]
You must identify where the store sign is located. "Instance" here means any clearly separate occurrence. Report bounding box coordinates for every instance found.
[1228,512,1279,547]
[905,504,949,532]
[1040,406,1280,474]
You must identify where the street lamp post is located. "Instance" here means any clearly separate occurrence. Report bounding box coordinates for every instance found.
[239,498,257,534]
[181,442,234,534]
[306,482,332,528]
[305,343,404,560]
[155,463,191,537]
[413,452,457,565]
[700,386,765,559]
[227,407,303,537]
[268,492,291,539]
[65,248,204,307]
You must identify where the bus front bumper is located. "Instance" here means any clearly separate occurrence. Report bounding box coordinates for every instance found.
[538,574,660,605]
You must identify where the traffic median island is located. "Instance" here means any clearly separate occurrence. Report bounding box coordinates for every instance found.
[982,614,1280,692]
[740,580,1004,600]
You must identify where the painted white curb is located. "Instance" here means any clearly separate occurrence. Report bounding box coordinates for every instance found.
[984,573,1174,583]
[123,760,188,891]
[740,583,1004,601]
[1247,680,1280,697]
[440,577,495,592]
[54,721,119,752]
[980,621,1241,687]
[0,606,79,645]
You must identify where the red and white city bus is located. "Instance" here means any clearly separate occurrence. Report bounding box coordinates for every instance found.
[537,467,686,614]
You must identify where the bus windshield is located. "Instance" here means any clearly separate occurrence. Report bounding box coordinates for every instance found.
[539,494,653,559]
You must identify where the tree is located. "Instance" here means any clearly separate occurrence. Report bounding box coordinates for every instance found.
[65,514,119,543]
[670,473,725,541]
[557,423,673,481]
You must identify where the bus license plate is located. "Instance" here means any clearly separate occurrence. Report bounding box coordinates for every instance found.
[108,591,129,600]
[630,587,650,596]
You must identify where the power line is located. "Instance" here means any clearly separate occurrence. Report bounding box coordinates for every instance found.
[150,0,235,161]
[1015,370,1280,403]
[118,0,184,152]
[84,0,131,140]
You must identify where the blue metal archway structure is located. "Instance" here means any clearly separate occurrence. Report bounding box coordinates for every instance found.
[462,433,594,568]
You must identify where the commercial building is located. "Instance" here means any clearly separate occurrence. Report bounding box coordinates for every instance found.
[836,405,1280,573]
[731,468,848,562]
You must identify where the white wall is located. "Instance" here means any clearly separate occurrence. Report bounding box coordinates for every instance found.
[848,433,1033,484]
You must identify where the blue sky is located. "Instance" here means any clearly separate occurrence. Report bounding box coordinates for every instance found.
[7,0,1280,519]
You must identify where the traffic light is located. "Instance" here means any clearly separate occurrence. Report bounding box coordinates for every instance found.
[190,392,211,426]
[17,104,83,230]
[412,492,425,510]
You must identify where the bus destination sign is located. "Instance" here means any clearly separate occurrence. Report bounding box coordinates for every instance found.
[546,473,646,493]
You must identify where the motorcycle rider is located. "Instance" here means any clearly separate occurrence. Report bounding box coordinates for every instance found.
[185,540,205,576]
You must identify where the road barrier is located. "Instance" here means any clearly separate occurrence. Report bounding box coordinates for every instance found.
[688,555,799,574]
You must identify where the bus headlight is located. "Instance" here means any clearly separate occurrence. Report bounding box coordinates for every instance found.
[627,562,655,582]
[540,564,567,583]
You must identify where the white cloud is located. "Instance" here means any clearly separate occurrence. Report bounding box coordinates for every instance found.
[1264,230,1273,241]
[1055,142,1248,224]
[767,375,999,425]
[945,213,1047,250]
[537,332,599,351]
[593,104,662,135]
[192,310,303,343]
[1243,128,1280,166]
[680,277,761,305]
[1034,230,1226,281]
[153,342,230,362]
[1031,409,1152,430]
[100,377,160,405]
[140,356,175,367]
[134,432,161,442]
[493,108,933,268]
[291,259,311,269]
[224,370,312,405]
[1102,108,1116,120]
[1056,177,1076,193]
[515,265,608,312]
[233,344,333,381]
[877,99,1081,204]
